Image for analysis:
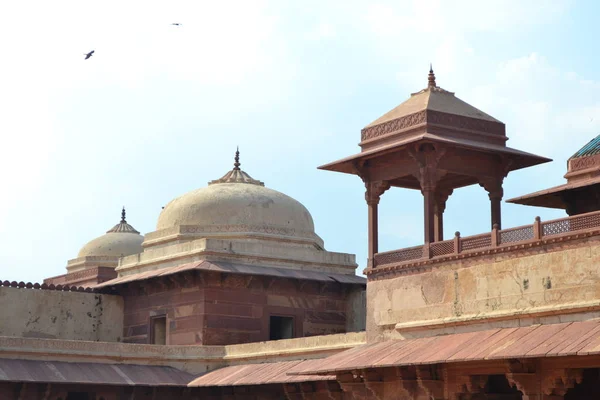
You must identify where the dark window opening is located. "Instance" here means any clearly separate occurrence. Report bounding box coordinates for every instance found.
[66,393,90,400]
[150,316,167,345]
[269,315,294,340]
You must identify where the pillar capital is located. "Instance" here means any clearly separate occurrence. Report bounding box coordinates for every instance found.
[365,180,390,206]
[479,176,504,200]
[434,188,454,213]
[408,143,447,193]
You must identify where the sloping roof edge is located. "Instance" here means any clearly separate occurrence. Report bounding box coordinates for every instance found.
[94,260,366,289]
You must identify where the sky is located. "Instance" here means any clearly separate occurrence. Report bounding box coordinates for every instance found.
[1,0,599,283]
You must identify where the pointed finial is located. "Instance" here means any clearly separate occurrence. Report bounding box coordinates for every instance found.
[233,146,241,170]
[121,207,126,223]
[428,64,436,88]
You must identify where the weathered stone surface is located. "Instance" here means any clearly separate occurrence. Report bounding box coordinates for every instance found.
[367,236,600,341]
[0,286,123,342]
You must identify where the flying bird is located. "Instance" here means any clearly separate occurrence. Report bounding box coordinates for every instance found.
[84,50,95,60]
[171,23,182,26]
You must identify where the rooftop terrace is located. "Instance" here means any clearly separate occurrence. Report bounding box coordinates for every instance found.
[369,209,600,278]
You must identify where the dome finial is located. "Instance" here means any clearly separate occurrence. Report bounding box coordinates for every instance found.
[233,146,241,171]
[428,64,436,88]
[121,206,127,223]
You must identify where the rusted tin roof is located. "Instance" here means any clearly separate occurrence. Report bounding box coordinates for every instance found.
[0,359,195,386]
[94,260,366,289]
[290,320,600,376]
[188,359,332,387]
[570,134,600,159]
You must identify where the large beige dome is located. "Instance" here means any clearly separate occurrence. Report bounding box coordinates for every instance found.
[78,209,144,258]
[156,151,322,247]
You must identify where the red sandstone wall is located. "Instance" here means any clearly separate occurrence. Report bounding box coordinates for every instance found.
[121,271,357,345]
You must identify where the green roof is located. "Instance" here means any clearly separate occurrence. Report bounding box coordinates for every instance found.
[570,134,600,160]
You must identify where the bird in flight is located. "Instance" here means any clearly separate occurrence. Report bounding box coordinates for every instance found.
[84,50,95,60]
[171,23,182,26]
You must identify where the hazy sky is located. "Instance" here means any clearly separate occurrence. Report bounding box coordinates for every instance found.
[1,0,599,283]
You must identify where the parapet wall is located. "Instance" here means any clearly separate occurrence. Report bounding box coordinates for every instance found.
[367,234,600,342]
[0,286,123,342]
[0,331,366,375]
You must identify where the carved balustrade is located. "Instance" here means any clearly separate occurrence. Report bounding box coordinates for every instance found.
[373,209,600,269]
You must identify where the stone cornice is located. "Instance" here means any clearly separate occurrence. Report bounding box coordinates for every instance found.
[395,300,600,334]
[143,224,324,249]
[117,237,357,276]
[360,110,506,142]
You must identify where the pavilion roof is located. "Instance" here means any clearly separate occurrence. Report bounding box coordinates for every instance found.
[365,84,501,130]
[321,68,551,189]
[508,133,600,209]
[570,134,600,160]
[319,132,550,178]
[506,180,600,209]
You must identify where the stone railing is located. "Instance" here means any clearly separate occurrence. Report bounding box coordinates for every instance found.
[373,209,600,269]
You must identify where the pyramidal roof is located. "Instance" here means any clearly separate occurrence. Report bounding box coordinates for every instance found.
[569,134,600,160]
[364,67,501,129]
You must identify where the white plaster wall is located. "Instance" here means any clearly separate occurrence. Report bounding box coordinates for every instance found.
[0,287,123,342]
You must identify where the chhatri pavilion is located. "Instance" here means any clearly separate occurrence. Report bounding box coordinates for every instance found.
[1,68,600,399]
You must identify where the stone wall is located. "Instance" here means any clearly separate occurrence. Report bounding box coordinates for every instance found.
[122,270,364,345]
[0,332,366,375]
[0,286,123,342]
[346,287,366,332]
[367,235,600,341]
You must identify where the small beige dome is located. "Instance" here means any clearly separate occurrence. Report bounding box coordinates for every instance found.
[78,208,144,258]
[156,150,322,247]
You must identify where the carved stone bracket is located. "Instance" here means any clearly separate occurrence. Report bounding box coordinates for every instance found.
[337,371,370,400]
[506,373,540,400]
[416,365,445,400]
[541,368,583,396]
[349,366,445,400]
[365,180,391,206]
[434,188,454,215]
[479,176,504,200]
[454,374,487,398]
[283,382,326,400]
[408,144,448,192]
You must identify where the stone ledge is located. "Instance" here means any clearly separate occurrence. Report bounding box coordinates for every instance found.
[395,301,600,333]
[0,332,366,373]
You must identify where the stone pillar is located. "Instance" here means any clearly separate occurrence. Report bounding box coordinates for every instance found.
[409,144,447,244]
[480,177,504,230]
[365,180,390,267]
[434,189,453,242]
[423,188,436,244]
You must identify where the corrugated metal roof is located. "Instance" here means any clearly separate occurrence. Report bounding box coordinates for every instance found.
[570,134,600,159]
[94,260,366,289]
[188,359,333,387]
[290,320,600,376]
[0,359,195,386]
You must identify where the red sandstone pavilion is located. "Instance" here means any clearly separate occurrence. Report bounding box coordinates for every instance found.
[2,69,600,399]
